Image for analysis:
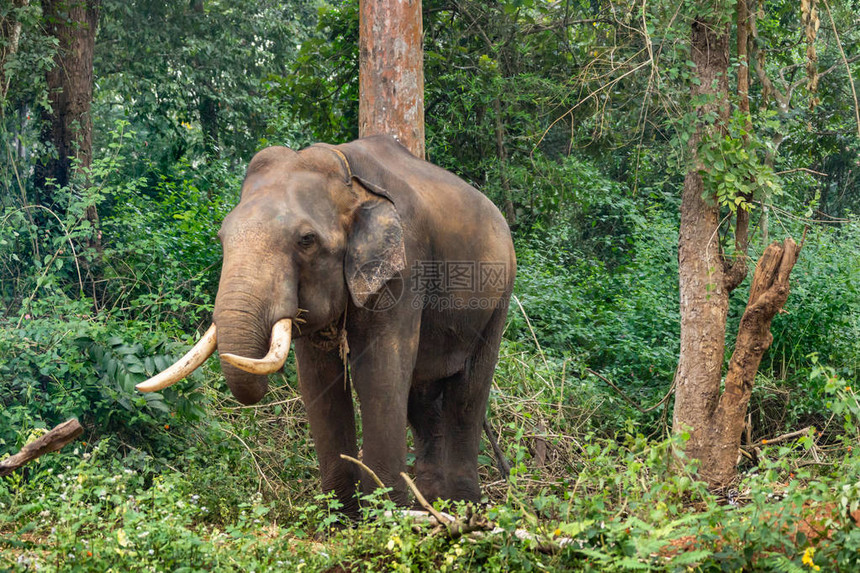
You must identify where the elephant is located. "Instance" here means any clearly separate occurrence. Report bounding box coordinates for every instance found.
[137,135,515,515]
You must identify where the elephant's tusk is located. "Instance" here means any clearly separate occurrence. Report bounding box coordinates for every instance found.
[136,324,218,392]
[220,318,292,375]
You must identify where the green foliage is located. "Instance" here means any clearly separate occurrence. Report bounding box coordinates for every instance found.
[0,438,287,571]
[0,123,231,461]
[768,222,860,381]
[94,0,317,163]
[279,1,360,145]
[737,222,860,438]
[7,427,860,571]
[0,0,56,115]
[511,196,680,410]
[698,113,782,212]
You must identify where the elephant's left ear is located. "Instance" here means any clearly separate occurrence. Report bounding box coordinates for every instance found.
[345,197,406,307]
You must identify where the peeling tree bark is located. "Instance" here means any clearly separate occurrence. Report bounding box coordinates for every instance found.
[676,239,798,486]
[674,20,732,477]
[359,0,425,159]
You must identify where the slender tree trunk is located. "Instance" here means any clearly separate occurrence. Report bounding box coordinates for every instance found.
[674,18,733,483]
[672,16,799,488]
[0,0,31,113]
[1,0,34,241]
[35,0,100,236]
[727,0,752,288]
[199,93,219,158]
[358,0,425,159]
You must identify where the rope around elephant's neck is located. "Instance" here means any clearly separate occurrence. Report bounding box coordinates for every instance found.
[339,304,349,390]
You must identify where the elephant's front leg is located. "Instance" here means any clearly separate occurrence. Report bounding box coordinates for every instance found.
[348,311,420,506]
[293,338,360,516]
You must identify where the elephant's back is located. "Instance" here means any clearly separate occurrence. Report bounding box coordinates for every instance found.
[338,136,514,269]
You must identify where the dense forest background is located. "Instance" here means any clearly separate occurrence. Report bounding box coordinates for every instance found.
[2,0,859,570]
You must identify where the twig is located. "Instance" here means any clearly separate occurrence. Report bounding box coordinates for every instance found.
[533,52,653,153]
[774,167,828,177]
[742,426,814,448]
[822,0,860,137]
[513,295,549,371]
[400,472,494,539]
[0,419,83,477]
[340,454,388,496]
[223,427,274,493]
[795,460,836,468]
[586,368,675,414]
[400,472,452,526]
[763,203,851,224]
[11,205,85,328]
[383,508,456,523]
[221,397,302,410]
[483,419,511,479]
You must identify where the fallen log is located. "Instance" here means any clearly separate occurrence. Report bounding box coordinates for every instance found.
[0,419,83,477]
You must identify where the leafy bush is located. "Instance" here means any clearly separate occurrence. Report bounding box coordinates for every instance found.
[0,124,228,453]
[511,192,680,429]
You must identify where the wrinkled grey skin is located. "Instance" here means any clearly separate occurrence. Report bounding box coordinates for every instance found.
[213,136,515,514]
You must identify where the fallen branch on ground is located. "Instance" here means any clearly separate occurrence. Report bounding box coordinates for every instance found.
[339,454,575,553]
[399,471,574,553]
[340,454,390,500]
[0,419,83,477]
[741,426,814,449]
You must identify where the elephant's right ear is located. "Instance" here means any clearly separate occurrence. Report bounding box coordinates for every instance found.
[345,196,406,308]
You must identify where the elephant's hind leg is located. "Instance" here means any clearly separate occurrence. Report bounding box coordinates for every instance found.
[441,303,509,501]
[407,381,447,502]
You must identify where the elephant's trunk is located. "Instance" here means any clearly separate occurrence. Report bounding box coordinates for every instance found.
[213,293,274,405]
[136,259,297,404]
[220,319,292,375]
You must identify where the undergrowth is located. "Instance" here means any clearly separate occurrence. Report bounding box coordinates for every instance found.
[4,422,860,570]
[3,348,860,571]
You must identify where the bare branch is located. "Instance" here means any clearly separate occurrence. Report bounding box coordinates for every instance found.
[340,454,388,495]
[0,419,83,477]
[822,0,860,137]
[400,472,452,526]
[742,426,815,448]
[774,167,828,176]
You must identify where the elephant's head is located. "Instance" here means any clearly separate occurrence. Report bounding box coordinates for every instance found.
[136,142,407,405]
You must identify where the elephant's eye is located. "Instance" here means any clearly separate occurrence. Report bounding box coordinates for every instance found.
[298,232,317,249]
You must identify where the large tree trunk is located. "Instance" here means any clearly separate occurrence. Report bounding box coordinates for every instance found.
[358,0,425,159]
[672,17,799,488]
[35,0,100,234]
